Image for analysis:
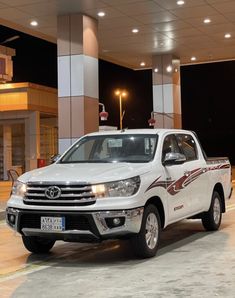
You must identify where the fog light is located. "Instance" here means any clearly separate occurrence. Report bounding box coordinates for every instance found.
[113,218,121,226]
[105,217,125,228]
[9,214,16,225]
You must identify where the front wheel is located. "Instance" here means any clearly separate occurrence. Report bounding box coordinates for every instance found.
[202,191,222,231]
[22,236,55,253]
[130,204,161,258]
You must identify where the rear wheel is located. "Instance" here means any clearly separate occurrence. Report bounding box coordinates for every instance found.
[202,191,222,231]
[22,236,55,253]
[131,204,161,258]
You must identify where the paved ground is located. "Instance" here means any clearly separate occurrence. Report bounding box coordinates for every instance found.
[0,193,235,298]
[0,200,6,220]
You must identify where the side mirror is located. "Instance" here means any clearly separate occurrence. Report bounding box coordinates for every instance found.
[163,152,186,166]
[50,154,61,164]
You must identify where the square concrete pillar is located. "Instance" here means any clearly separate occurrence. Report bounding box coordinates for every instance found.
[57,14,99,154]
[152,54,181,129]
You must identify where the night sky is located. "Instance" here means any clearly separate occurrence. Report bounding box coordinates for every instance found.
[99,60,153,129]
[181,62,235,164]
[1,24,235,164]
[0,25,57,88]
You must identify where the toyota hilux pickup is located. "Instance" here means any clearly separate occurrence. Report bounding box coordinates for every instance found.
[6,129,232,258]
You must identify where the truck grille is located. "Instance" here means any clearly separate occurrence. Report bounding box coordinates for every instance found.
[20,213,92,231]
[24,182,96,206]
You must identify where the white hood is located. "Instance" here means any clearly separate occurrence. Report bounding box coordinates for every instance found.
[19,163,152,184]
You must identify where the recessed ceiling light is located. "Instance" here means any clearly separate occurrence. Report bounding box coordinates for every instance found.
[154,68,159,73]
[140,62,146,67]
[204,18,211,24]
[132,28,139,33]
[97,11,105,17]
[166,65,172,72]
[177,0,185,5]
[30,20,38,26]
[224,33,231,39]
[191,56,196,61]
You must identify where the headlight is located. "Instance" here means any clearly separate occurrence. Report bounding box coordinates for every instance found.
[92,176,140,198]
[12,181,27,197]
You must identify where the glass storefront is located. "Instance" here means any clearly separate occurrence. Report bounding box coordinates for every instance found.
[0,121,58,180]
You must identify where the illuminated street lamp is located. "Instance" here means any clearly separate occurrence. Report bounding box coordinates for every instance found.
[115,89,127,130]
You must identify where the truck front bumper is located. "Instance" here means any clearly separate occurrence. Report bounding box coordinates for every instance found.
[6,207,144,242]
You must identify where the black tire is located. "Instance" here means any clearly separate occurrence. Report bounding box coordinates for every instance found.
[22,236,55,253]
[202,191,222,231]
[130,204,161,258]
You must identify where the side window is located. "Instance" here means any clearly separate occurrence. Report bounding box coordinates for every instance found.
[176,134,198,161]
[162,134,181,162]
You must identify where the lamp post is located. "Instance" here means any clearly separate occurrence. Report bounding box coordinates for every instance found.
[115,89,127,130]
[99,103,108,121]
[148,111,174,128]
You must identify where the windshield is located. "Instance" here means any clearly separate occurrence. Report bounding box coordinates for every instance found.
[60,134,158,163]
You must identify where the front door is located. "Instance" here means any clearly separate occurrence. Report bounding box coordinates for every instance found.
[161,134,192,223]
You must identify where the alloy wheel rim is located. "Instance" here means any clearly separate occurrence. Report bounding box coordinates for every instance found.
[213,197,221,224]
[145,212,158,249]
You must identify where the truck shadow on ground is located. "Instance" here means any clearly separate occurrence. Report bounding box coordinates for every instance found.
[26,219,229,267]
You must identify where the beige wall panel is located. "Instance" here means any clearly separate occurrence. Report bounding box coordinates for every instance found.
[152,55,181,85]
[152,71,163,86]
[173,71,180,85]
[28,88,58,114]
[57,15,70,56]
[58,97,71,138]
[3,125,12,180]
[25,111,40,172]
[84,97,99,134]
[0,104,28,111]
[27,105,57,114]
[155,114,164,128]
[164,115,174,129]
[83,15,98,59]
[71,96,85,138]
[0,92,28,111]
[152,54,174,85]
[172,59,180,85]
[162,73,173,85]
[173,84,181,115]
[71,14,83,55]
[162,54,173,85]
[174,113,182,129]
[152,55,163,85]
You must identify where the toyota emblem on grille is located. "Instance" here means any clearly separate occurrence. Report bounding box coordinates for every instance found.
[45,186,61,199]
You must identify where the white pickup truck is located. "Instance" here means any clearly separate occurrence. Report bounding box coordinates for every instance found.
[6,129,232,258]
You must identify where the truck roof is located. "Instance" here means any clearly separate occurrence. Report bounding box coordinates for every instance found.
[86,128,193,137]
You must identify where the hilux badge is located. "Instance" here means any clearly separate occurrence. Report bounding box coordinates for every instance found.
[45,186,61,199]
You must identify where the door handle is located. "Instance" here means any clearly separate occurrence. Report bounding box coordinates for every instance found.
[184,171,190,177]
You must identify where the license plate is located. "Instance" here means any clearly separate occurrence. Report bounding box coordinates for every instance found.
[41,216,65,231]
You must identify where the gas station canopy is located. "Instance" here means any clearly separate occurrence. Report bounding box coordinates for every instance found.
[0,0,234,68]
